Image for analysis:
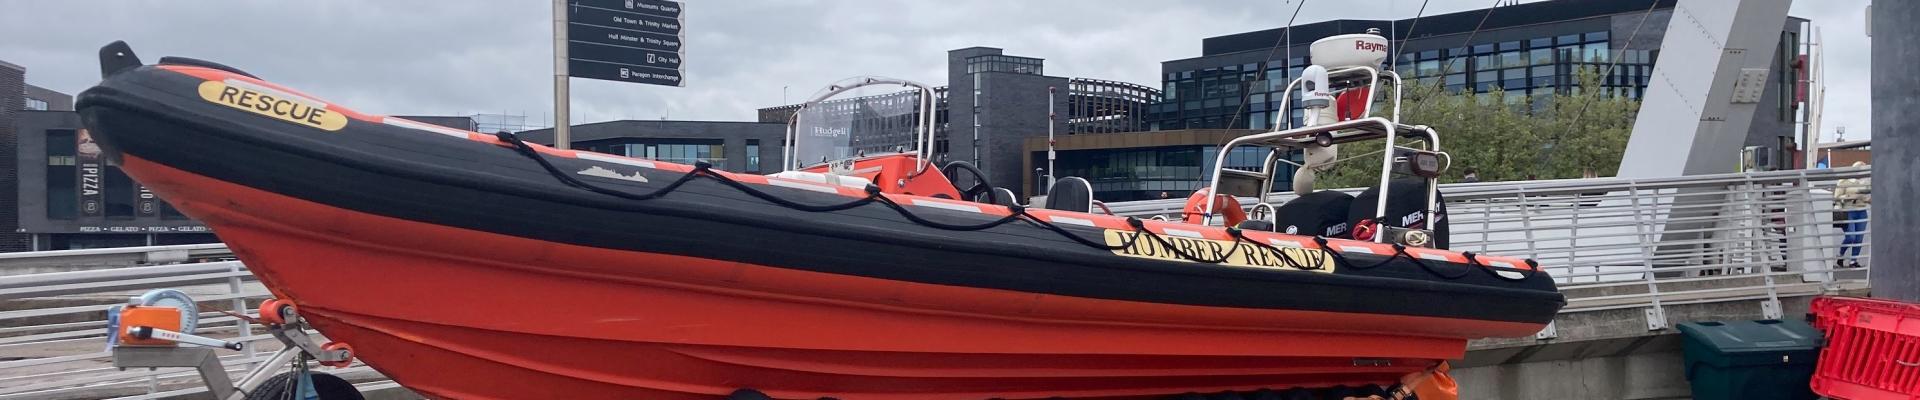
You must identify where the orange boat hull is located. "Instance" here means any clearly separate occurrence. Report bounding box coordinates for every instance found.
[130,154,1511,399]
[78,54,1559,398]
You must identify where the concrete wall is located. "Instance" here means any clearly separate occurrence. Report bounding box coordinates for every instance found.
[1871,2,1919,301]
[1457,349,1690,400]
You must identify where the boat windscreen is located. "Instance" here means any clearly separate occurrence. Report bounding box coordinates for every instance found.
[792,84,925,169]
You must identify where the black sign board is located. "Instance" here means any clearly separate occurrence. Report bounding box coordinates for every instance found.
[136,184,158,217]
[565,0,683,86]
[77,129,103,217]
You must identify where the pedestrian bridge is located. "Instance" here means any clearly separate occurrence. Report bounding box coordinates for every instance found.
[0,167,1875,399]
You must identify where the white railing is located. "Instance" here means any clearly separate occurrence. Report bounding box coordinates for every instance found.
[0,167,1872,396]
[0,244,232,277]
[1111,167,1873,326]
[0,260,391,399]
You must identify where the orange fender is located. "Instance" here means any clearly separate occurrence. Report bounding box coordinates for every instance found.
[1402,362,1458,400]
[1181,188,1246,227]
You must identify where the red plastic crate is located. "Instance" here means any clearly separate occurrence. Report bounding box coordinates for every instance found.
[1809,296,1920,400]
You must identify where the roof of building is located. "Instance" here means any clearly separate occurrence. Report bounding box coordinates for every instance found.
[1201,0,1683,56]
[517,119,785,145]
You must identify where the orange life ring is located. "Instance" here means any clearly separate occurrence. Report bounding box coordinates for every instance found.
[1181,188,1247,227]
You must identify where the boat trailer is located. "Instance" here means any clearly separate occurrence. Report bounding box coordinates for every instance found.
[107,289,362,400]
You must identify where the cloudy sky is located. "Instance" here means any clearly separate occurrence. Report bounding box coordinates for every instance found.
[1,0,1873,140]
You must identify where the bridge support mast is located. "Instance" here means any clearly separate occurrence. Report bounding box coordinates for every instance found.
[1871,2,1919,301]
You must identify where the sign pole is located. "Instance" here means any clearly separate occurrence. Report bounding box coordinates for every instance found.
[1046,86,1056,195]
[552,0,571,149]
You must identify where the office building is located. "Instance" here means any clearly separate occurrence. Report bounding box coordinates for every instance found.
[1144,0,1808,164]
[518,120,788,174]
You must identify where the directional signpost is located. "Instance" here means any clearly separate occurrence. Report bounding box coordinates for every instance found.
[554,0,683,149]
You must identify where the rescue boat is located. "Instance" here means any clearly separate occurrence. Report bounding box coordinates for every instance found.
[77,38,1561,399]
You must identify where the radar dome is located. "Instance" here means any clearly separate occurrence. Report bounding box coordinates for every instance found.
[1309,33,1390,70]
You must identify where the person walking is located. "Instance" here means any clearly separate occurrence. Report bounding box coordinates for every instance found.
[1833,162,1871,269]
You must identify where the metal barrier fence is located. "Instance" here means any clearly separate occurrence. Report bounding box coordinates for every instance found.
[0,167,1873,397]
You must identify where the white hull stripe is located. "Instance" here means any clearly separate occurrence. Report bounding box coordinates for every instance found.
[910,199,982,213]
[381,117,473,139]
[1048,216,1096,227]
[1485,261,1527,279]
[1418,253,1452,262]
[577,152,657,169]
[1164,228,1206,239]
[1336,245,1377,254]
[765,179,839,194]
[1268,239,1305,249]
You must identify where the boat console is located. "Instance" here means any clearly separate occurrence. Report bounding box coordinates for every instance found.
[1193,30,1451,248]
[782,76,1021,206]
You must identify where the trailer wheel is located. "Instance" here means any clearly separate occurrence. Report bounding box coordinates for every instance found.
[245,372,364,400]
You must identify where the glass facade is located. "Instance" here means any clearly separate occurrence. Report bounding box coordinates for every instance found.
[574,140,732,171]
[1148,29,1657,131]
[1392,31,1652,103]
[45,129,76,220]
[965,54,1044,75]
[746,140,762,173]
[606,142,728,170]
[1045,145,1302,202]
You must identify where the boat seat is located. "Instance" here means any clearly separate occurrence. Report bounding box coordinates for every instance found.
[1044,177,1094,213]
[1236,219,1277,232]
[989,187,1020,208]
[1275,190,1355,238]
[1349,178,1449,248]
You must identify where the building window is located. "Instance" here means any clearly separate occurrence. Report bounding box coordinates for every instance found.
[628,142,726,170]
[965,54,1044,75]
[161,201,188,220]
[106,168,136,219]
[24,98,49,111]
[46,129,77,220]
[747,140,762,173]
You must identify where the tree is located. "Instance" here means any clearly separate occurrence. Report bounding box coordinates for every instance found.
[1308,69,1639,189]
